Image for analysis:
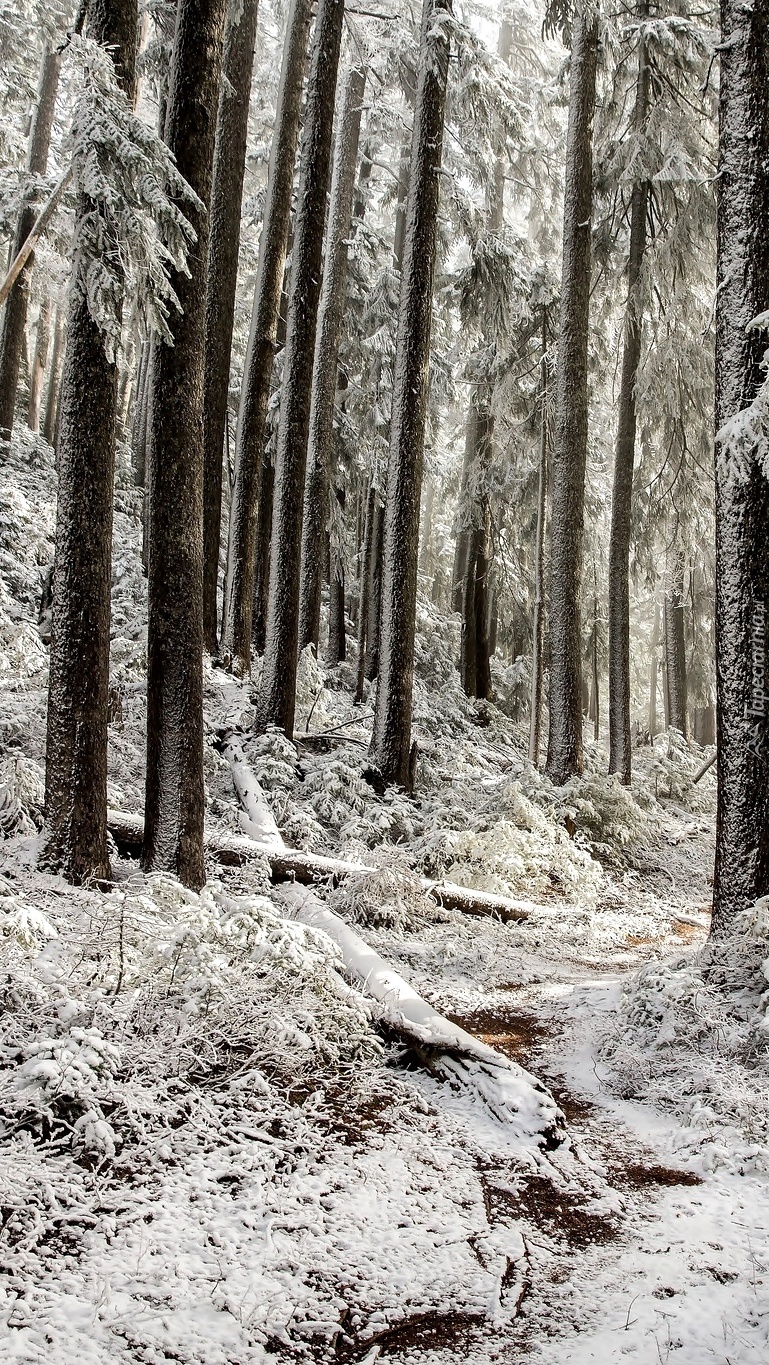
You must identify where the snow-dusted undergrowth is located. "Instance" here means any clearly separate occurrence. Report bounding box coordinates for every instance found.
[601,899,769,1172]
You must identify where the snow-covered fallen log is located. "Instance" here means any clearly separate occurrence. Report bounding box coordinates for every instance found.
[220,736,564,1147]
[107,811,530,922]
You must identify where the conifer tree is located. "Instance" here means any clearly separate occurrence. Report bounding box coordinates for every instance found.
[256,0,347,736]
[43,0,137,884]
[222,0,313,675]
[545,2,599,785]
[143,0,228,889]
[368,0,452,787]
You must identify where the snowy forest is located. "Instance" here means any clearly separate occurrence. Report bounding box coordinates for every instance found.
[0,0,768,1356]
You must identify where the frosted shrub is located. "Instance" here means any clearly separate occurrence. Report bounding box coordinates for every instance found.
[600,899,769,1168]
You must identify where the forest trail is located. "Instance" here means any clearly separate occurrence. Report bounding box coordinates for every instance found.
[392,808,769,1365]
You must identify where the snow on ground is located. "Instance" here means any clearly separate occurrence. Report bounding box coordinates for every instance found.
[3,426,769,1362]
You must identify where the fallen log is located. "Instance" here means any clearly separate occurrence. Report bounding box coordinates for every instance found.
[692,750,716,784]
[106,808,529,923]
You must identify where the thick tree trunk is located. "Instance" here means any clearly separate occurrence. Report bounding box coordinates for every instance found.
[298,64,366,651]
[711,0,769,932]
[257,0,346,734]
[693,704,715,747]
[0,45,60,441]
[143,0,227,889]
[607,16,650,785]
[202,0,260,654]
[327,560,346,664]
[545,9,598,785]
[42,4,136,885]
[27,297,51,433]
[42,300,65,446]
[664,551,688,737]
[529,349,548,765]
[368,0,451,787]
[223,0,313,675]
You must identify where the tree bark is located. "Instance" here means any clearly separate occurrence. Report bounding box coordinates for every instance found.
[368,0,451,787]
[42,299,65,446]
[256,0,346,734]
[664,550,688,736]
[529,347,548,765]
[143,0,227,889]
[42,2,136,885]
[607,14,651,785]
[0,45,60,441]
[711,0,769,932]
[298,64,366,651]
[202,0,260,654]
[222,0,313,675]
[27,296,51,433]
[545,8,599,785]
[131,338,149,486]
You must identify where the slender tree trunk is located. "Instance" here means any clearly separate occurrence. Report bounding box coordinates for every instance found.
[545,8,599,785]
[711,0,769,932]
[355,483,375,701]
[257,0,346,734]
[460,403,493,699]
[607,15,651,784]
[661,595,670,729]
[364,492,384,681]
[368,0,451,787]
[298,63,366,651]
[42,300,65,446]
[143,0,227,889]
[252,452,273,654]
[42,3,136,885]
[326,483,346,665]
[664,551,688,737]
[648,596,660,737]
[202,0,260,654]
[131,339,149,486]
[452,415,474,615]
[223,0,313,675]
[27,297,51,432]
[529,347,549,765]
[694,705,715,747]
[589,589,600,740]
[0,45,60,441]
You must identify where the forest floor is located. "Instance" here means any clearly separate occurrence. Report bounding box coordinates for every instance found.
[3,432,769,1363]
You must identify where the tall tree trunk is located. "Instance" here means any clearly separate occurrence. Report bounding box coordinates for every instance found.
[0,45,60,441]
[529,346,549,765]
[364,492,383,681]
[42,3,136,885]
[589,587,600,740]
[664,551,688,736]
[257,0,346,734]
[607,14,651,784]
[202,0,260,654]
[648,595,660,737]
[27,296,51,432]
[460,403,493,699]
[252,452,274,654]
[355,483,375,701]
[143,0,227,889]
[222,0,313,675]
[711,0,769,932]
[368,0,451,787]
[298,63,366,651]
[545,8,599,785]
[42,299,65,446]
[326,485,346,665]
[131,338,149,485]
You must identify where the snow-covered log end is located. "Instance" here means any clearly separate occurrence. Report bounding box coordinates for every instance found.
[278,883,566,1153]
